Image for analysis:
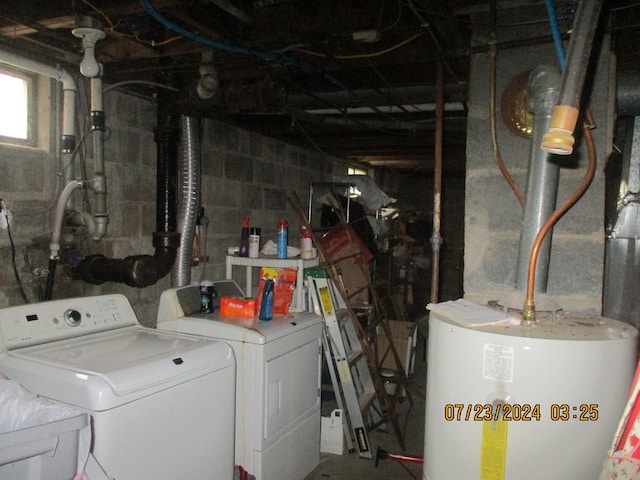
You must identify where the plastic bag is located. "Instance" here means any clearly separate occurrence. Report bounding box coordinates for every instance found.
[0,378,91,477]
[256,267,297,316]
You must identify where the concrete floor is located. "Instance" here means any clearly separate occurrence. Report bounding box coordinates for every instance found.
[305,336,427,480]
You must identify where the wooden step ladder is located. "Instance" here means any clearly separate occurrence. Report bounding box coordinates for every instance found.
[287,192,413,455]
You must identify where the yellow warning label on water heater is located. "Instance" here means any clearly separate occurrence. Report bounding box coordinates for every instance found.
[479,418,508,480]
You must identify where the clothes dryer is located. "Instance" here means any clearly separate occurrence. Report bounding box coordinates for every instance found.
[156,284,322,480]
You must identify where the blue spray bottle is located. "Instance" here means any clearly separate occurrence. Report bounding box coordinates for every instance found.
[259,278,274,321]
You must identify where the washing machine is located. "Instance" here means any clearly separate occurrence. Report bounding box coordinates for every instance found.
[156,283,322,480]
[0,294,236,480]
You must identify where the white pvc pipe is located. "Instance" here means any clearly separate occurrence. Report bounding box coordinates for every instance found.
[0,48,77,186]
[0,47,76,140]
[50,180,84,259]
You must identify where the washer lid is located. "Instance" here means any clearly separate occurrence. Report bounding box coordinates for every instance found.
[2,326,234,410]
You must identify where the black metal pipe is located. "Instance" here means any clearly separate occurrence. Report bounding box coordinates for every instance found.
[73,90,181,287]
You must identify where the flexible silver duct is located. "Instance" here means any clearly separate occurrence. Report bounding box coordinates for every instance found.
[515,65,562,292]
[171,115,200,287]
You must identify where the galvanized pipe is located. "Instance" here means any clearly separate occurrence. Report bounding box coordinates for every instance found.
[515,65,562,293]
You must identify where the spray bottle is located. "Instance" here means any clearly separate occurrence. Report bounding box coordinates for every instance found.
[239,216,250,257]
[258,278,274,321]
[277,219,288,259]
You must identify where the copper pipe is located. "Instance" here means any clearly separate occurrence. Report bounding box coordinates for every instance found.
[431,61,444,303]
[489,0,525,205]
[523,111,597,323]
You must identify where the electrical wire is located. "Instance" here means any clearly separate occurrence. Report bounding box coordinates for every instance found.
[291,118,334,157]
[3,204,29,303]
[406,0,459,81]
[103,80,180,93]
[81,0,115,30]
[292,31,426,60]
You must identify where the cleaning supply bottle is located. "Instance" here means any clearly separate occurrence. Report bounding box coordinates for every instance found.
[259,278,274,321]
[277,219,288,259]
[239,216,250,257]
[300,226,313,259]
[249,227,261,258]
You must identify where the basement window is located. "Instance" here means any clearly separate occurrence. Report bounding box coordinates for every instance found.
[348,167,367,198]
[0,69,33,145]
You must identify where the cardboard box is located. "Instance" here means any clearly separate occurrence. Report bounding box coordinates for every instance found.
[220,297,256,318]
[376,320,417,373]
[320,225,373,264]
[339,263,370,305]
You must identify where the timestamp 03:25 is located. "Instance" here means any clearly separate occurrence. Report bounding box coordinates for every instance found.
[443,403,599,422]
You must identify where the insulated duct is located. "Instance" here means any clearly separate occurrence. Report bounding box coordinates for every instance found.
[515,65,562,293]
[171,115,201,287]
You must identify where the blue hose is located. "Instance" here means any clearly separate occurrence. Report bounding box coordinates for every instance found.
[139,0,275,62]
[545,0,566,69]
[139,0,352,94]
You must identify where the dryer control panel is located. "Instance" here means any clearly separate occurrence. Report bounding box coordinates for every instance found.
[0,294,138,350]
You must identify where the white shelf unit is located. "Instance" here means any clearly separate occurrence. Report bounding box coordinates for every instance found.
[225,255,319,311]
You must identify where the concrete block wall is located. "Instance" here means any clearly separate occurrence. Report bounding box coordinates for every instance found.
[0,76,340,325]
[464,6,614,314]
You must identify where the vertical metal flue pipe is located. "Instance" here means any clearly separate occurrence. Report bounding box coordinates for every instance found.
[516,65,562,293]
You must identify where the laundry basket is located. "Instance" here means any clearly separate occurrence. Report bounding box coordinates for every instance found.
[0,379,90,480]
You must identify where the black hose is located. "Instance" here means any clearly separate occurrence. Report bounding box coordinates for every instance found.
[43,258,58,301]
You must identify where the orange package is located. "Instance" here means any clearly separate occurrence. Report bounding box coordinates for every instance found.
[220,297,257,318]
[256,267,297,315]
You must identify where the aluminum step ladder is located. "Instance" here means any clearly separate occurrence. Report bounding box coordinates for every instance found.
[306,266,384,458]
[288,191,413,455]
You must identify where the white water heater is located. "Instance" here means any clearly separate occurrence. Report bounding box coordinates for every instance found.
[424,299,637,480]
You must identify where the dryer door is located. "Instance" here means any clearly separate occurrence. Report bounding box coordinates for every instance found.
[263,337,320,441]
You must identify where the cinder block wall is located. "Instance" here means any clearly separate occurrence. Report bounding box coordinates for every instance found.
[0,79,341,325]
[464,6,613,314]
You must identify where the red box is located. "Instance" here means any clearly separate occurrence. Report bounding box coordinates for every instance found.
[220,297,256,318]
[320,225,373,263]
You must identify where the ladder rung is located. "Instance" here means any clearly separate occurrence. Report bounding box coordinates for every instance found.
[348,346,364,365]
[358,388,377,412]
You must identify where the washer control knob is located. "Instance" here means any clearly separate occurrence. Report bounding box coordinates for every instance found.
[63,309,82,326]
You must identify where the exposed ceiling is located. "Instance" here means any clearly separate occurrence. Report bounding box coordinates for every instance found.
[0,1,638,173]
